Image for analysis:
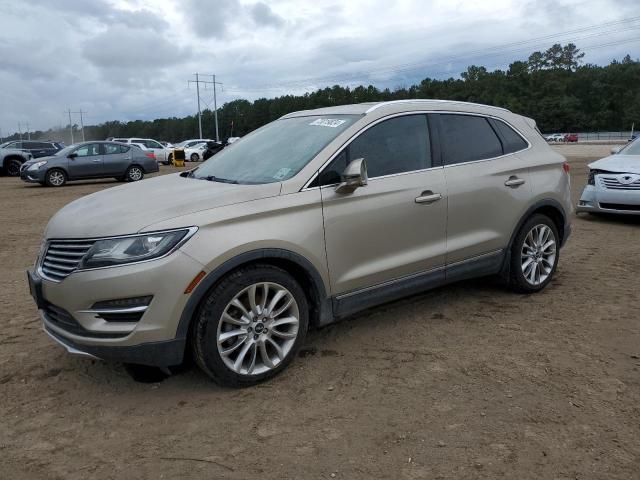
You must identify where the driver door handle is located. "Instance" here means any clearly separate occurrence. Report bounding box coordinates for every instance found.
[505,176,525,187]
[415,191,442,204]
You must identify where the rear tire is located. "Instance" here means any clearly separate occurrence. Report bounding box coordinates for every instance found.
[191,264,309,387]
[45,168,67,187]
[125,165,144,182]
[508,214,559,293]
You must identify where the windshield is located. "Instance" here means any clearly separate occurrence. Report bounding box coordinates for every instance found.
[620,137,640,155]
[191,115,359,184]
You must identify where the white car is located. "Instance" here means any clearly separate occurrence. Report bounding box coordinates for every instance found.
[112,138,172,165]
[545,133,565,142]
[175,139,215,149]
[184,142,208,162]
[576,139,640,215]
[226,137,241,145]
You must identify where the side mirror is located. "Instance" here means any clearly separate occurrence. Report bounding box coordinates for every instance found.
[610,146,621,155]
[335,158,368,194]
[68,152,77,159]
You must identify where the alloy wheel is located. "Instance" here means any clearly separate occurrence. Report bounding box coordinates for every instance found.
[216,282,300,376]
[128,167,143,181]
[48,170,65,186]
[520,224,556,286]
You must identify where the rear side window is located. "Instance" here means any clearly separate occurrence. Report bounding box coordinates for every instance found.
[437,114,502,165]
[105,143,128,154]
[490,119,528,154]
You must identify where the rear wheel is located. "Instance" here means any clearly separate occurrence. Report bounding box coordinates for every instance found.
[5,158,23,177]
[509,214,559,293]
[125,165,144,182]
[45,168,67,187]
[191,265,309,387]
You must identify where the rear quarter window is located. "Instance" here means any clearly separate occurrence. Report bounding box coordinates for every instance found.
[489,119,529,154]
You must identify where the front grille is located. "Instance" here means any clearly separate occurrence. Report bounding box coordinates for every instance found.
[41,240,95,281]
[43,302,127,339]
[599,175,640,190]
[599,203,640,212]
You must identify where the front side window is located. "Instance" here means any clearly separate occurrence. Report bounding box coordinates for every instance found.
[314,114,431,186]
[438,114,503,165]
[191,115,359,184]
[74,144,101,157]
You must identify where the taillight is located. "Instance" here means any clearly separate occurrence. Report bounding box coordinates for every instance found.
[145,152,156,159]
[563,162,570,173]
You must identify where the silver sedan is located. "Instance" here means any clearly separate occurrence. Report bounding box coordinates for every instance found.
[576,138,640,215]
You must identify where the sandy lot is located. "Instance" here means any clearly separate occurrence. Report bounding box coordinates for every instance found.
[1,146,639,479]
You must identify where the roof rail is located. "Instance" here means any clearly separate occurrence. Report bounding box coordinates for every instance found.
[364,99,511,114]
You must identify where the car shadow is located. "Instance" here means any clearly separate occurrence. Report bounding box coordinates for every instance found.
[576,212,640,226]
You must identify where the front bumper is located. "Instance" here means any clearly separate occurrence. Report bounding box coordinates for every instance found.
[576,184,640,215]
[20,167,46,183]
[28,248,205,367]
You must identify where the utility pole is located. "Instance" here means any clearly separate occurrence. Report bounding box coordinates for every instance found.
[188,73,204,139]
[188,73,223,141]
[66,109,74,144]
[17,122,23,140]
[211,75,223,142]
[77,110,86,142]
[25,122,30,140]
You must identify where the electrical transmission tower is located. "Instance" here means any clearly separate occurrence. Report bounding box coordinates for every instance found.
[65,109,88,143]
[188,73,223,141]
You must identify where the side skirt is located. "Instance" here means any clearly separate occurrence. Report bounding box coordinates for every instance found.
[331,250,504,320]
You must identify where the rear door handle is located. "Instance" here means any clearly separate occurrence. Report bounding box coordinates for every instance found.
[504,176,525,188]
[92,158,102,162]
[415,191,442,204]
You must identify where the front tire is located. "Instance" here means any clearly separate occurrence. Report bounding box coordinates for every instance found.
[508,214,559,293]
[45,168,67,187]
[125,165,144,182]
[190,153,199,162]
[191,265,309,387]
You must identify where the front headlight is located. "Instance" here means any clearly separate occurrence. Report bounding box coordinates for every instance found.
[78,228,197,269]
[28,160,47,171]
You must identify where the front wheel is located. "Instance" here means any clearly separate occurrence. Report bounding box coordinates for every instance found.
[508,214,559,293]
[190,153,199,162]
[191,265,309,387]
[125,165,144,182]
[45,168,67,187]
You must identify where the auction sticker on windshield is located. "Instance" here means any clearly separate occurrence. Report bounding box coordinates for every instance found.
[309,118,347,128]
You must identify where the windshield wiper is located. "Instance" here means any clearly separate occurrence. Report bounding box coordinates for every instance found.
[203,175,239,184]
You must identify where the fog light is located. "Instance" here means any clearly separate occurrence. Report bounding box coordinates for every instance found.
[91,296,152,310]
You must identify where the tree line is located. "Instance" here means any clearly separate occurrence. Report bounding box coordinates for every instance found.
[6,44,639,144]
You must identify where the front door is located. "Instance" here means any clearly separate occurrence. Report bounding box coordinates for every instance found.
[319,114,447,296]
[67,143,103,178]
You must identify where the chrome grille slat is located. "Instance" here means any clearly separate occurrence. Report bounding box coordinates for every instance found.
[600,175,640,190]
[40,240,95,281]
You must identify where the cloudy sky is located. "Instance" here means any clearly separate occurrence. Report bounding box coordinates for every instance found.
[0,0,637,135]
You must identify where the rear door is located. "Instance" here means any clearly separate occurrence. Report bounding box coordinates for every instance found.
[102,143,132,175]
[319,114,447,296]
[67,143,104,178]
[432,113,532,267]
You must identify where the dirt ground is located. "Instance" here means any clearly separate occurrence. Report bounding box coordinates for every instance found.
[1,145,639,479]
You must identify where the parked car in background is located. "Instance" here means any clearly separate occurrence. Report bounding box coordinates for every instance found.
[545,133,565,142]
[577,137,640,215]
[183,142,207,161]
[564,133,578,142]
[27,100,572,387]
[203,140,225,160]
[629,133,638,142]
[19,141,158,187]
[159,141,175,148]
[0,146,32,176]
[226,137,241,145]
[111,138,171,165]
[1,140,64,158]
[175,138,215,148]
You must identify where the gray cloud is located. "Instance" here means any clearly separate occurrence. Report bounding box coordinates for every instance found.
[183,0,240,38]
[250,2,285,28]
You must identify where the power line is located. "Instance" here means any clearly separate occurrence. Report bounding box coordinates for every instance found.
[188,73,223,140]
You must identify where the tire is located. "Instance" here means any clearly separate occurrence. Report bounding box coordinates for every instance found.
[45,168,67,187]
[125,165,144,182]
[190,153,199,162]
[167,153,174,165]
[5,158,23,177]
[191,264,309,387]
[508,214,559,293]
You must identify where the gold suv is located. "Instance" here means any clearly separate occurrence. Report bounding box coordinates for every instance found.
[27,100,572,386]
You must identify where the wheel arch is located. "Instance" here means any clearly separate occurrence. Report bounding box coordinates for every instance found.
[175,248,333,344]
[500,199,568,277]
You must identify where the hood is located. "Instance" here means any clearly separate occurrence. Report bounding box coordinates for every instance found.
[45,173,282,239]
[589,154,640,174]
[23,154,58,165]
